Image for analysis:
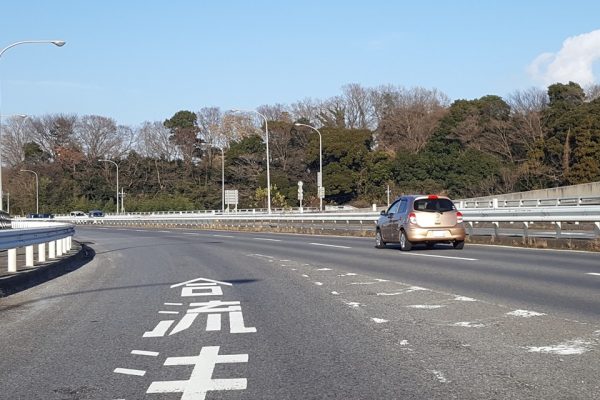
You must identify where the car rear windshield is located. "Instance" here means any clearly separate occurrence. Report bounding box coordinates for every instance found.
[413,198,456,213]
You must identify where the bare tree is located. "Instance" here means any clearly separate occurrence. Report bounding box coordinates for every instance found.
[221,113,261,145]
[75,115,124,160]
[369,84,400,130]
[507,87,548,154]
[256,103,291,122]
[317,96,347,128]
[29,114,78,158]
[342,83,374,129]
[378,87,449,153]
[137,121,179,160]
[290,98,323,126]
[1,116,32,166]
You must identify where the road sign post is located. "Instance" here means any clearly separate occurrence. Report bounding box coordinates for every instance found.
[224,189,239,212]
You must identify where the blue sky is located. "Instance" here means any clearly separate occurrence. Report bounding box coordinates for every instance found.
[1,0,600,126]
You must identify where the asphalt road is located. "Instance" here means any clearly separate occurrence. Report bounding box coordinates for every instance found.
[0,227,599,399]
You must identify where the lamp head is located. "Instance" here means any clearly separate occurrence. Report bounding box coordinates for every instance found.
[52,40,66,47]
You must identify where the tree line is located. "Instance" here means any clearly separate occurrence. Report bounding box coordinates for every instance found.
[3,81,599,215]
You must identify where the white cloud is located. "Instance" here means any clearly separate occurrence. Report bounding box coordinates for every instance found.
[528,29,600,86]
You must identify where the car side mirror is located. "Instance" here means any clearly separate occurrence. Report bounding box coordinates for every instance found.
[380,210,387,216]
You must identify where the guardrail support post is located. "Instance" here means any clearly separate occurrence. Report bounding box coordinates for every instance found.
[49,241,56,259]
[523,222,529,239]
[493,222,500,238]
[555,222,562,238]
[8,249,17,273]
[492,198,498,209]
[57,239,63,256]
[466,222,474,236]
[26,245,34,267]
[38,243,46,262]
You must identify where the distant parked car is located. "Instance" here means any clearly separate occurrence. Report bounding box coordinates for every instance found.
[27,213,54,219]
[70,211,86,217]
[88,210,105,217]
[375,194,465,250]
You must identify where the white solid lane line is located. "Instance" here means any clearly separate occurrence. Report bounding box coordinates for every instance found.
[253,238,282,242]
[402,252,477,261]
[310,242,352,249]
[586,272,600,276]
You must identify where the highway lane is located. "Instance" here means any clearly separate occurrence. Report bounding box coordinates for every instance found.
[0,226,598,399]
[99,227,600,320]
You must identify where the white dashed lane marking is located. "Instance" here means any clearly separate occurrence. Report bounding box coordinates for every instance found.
[213,234,235,238]
[586,272,600,276]
[309,242,352,249]
[506,310,546,318]
[131,350,160,357]
[372,318,388,324]
[114,368,146,376]
[402,253,478,261]
[253,238,282,242]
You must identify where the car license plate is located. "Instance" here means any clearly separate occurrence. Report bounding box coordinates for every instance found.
[432,230,447,237]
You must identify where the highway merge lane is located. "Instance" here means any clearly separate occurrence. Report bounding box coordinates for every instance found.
[0,227,599,399]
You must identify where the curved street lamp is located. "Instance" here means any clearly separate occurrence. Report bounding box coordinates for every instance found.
[98,159,119,214]
[231,109,271,214]
[294,123,324,211]
[20,169,39,214]
[0,39,66,211]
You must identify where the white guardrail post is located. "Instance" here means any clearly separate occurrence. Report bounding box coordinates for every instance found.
[1,221,75,273]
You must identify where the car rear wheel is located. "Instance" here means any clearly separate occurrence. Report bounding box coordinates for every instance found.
[399,230,412,251]
[453,240,465,249]
[375,230,386,249]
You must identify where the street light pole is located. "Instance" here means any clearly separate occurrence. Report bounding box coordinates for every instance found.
[232,109,271,213]
[294,123,323,211]
[98,159,119,214]
[20,169,38,214]
[0,40,65,212]
[220,146,225,212]
[0,114,27,211]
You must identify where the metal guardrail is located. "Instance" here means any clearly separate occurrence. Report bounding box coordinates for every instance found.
[0,221,75,273]
[29,206,600,240]
[458,196,600,209]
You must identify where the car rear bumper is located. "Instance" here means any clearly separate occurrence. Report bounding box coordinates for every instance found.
[406,226,466,242]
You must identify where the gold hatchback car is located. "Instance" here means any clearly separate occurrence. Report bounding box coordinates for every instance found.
[375,195,466,251]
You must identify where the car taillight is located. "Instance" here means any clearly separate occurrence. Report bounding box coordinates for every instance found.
[408,212,417,224]
[456,211,463,224]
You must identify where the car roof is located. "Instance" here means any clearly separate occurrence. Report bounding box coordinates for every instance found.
[392,194,452,202]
